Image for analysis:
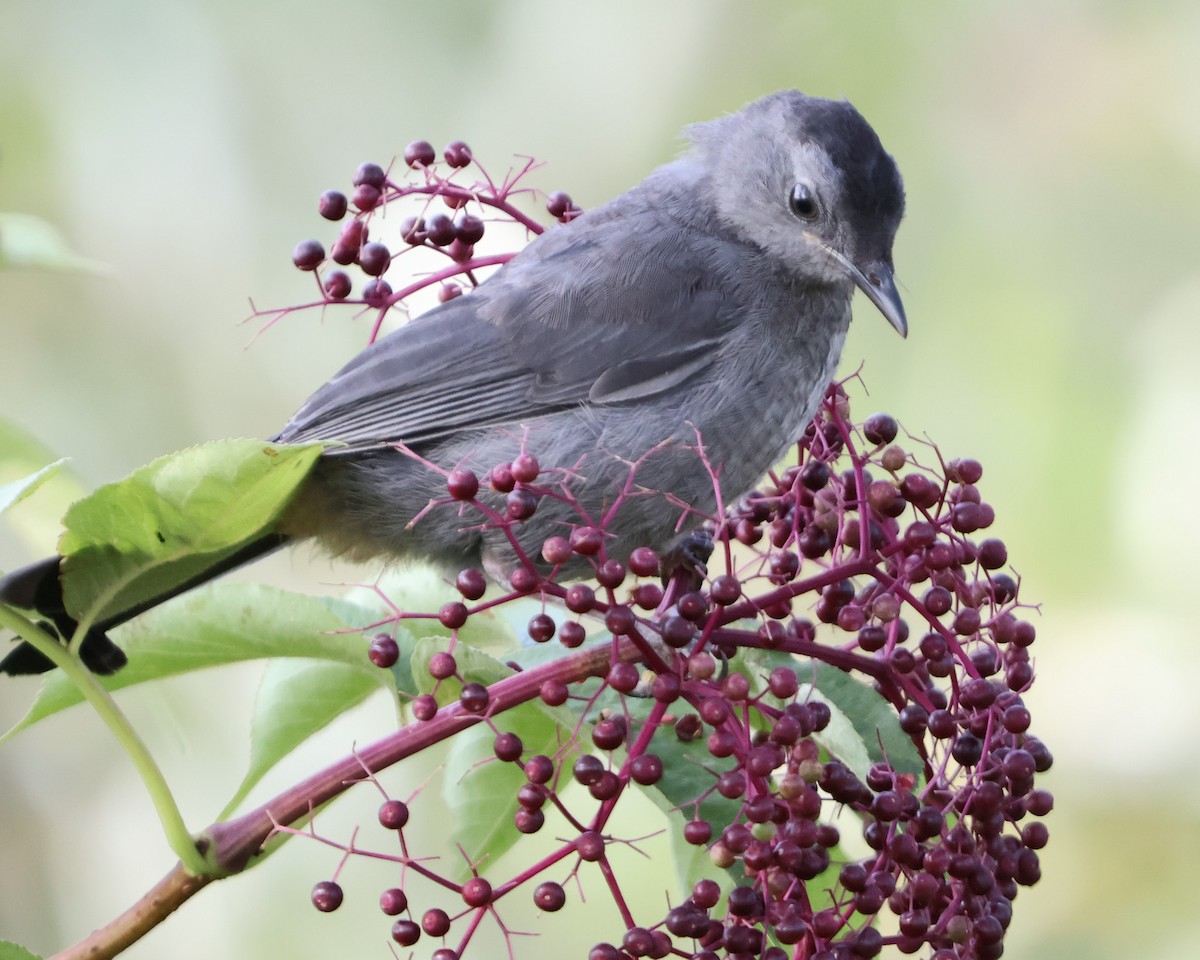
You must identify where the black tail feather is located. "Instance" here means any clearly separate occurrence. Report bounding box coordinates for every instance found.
[0,534,289,676]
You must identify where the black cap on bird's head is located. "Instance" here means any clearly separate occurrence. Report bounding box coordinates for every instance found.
[688,90,908,337]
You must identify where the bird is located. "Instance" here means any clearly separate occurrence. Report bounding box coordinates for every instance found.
[0,89,906,676]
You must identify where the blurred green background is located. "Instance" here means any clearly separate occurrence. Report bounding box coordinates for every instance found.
[2,1,1198,958]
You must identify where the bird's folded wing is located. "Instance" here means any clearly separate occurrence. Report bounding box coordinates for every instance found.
[274,213,739,453]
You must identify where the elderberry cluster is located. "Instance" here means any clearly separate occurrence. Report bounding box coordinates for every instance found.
[271,143,1049,960]
[295,388,1048,960]
[265,139,580,341]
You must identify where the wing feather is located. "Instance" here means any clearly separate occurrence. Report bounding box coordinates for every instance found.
[274,183,744,452]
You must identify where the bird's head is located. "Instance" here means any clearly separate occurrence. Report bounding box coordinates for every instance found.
[688,90,907,337]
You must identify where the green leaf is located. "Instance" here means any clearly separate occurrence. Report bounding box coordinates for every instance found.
[0,941,45,960]
[0,459,65,515]
[219,654,398,819]
[58,439,327,624]
[0,420,85,551]
[0,212,107,273]
[2,582,384,740]
[810,663,923,778]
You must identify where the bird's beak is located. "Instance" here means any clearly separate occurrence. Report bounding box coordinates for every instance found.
[849,261,907,339]
[804,231,908,338]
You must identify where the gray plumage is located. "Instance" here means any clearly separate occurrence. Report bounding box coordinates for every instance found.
[275,90,906,576]
[0,89,906,675]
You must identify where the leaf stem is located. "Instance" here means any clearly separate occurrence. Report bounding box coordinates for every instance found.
[0,603,208,875]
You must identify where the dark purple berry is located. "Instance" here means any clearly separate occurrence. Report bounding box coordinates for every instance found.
[524,754,553,784]
[493,731,523,762]
[438,602,468,629]
[310,880,343,912]
[324,270,351,299]
[534,881,566,911]
[391,919,421,945]
[527,613,556,643]
[455,567,486,600]
[361,279,392,305]
[604,605,636,636]
[411,693,437,721]
[404,140,436,168]
[546,191,573,217]
[379,887,407,915]
[505,488,539,521]
[628,547,658,576]
[443,140,472,167]
[432,652,458,681]
[710,574,741,605]
[446,469,479,501]
[863,413,899,445]
[977,537,1008,569]
[570,525,604,556]
[357,242,392,276]
[353,162,386,188]
[606,660,639,692]
[461,876,492,907]
[560,621,586,648]
[368,634,399,668]
[949,458,984,484]
[460,682,490,713]
[378,799,409,829]
[629,753,663,785]
[575,830,605,861]
[455,214,485,244]
[318,190,348,220]
[422,907,451,937]
[592,717,626,750]
[351,183,381,212]
[292,240,324,271]
[596,558,626,588]
[510,452,540,483]
[425,213,456,246]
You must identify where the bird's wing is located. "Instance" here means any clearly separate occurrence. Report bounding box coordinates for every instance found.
[274,205,741,452]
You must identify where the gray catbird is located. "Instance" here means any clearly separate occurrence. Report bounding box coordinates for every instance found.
[0,90,906,675]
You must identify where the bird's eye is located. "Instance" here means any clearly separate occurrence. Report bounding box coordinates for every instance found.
[789,183,819,220]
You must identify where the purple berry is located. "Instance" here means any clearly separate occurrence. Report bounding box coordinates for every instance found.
[353,162,387,189]
[368,634,399,668]
[460,682,490,713]
[628,547,659,576]
[378,799,409,829]
[351,183,381,212]
[446,468,479,501]
[310,880,343,912]
[403,140,436,168]
[461,876,492,907]
[357,241,391,277]
[534,881,566,911]
[443,140,473,168]
[455,567,486,600]
[292,240,324,271]
[391,919,420,945]
[324,270,351,300]
[362,278,392,305]
[379,887,408,915]
[318,190,348,220]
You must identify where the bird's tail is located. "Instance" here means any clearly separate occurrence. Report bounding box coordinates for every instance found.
[0,534,289,676]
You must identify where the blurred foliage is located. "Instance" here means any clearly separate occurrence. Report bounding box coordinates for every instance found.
[1,1,1197,959]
